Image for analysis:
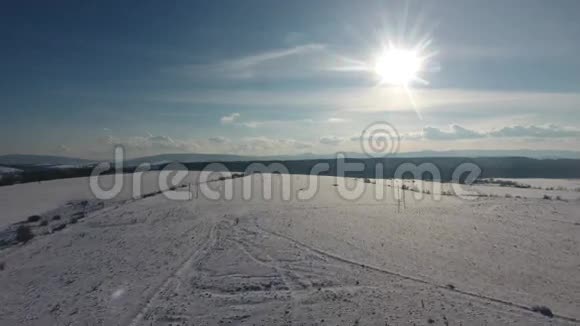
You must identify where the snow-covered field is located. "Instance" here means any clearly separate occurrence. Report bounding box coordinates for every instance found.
[0,166,21,174]
[0,172,210,228]
[0,173,579,325]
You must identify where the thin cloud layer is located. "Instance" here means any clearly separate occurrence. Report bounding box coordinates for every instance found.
[220,113,241,125]
[94,133,318,159]
[319,136,346,145]
[409,124,580,140]
[171,43,328,80]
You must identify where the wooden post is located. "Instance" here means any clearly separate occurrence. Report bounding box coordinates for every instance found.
[397,187,401,213]
[398,198,401,213]
[402,184,406,209]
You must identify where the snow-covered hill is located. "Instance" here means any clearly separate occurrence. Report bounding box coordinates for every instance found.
[0,166,21,174]
[0,173,578,325]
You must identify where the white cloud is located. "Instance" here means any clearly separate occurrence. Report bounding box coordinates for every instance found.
[233,137,313,154]
[241,121,260,128]
[93,133,319,158]
[319,136,346,146]
[148,135,175,144]
[220,116,316,129]
[224,44,325,70]
[55,144,71,153]
[208,136,229,144]
[220,112,240,125]
[421,124,483,140]
[407,124,580,140]
[489,125,580,138]
[99,134,194,153]
[327,117,347,123]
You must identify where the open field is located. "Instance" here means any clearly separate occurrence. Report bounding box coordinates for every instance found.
[1,173,579,325]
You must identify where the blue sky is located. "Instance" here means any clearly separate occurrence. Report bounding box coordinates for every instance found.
[2,0,580,159]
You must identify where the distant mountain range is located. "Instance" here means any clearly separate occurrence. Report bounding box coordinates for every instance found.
[3,150,580,186]
[0,154,97,166]
[1,149,580,167]
[392,149,580,159]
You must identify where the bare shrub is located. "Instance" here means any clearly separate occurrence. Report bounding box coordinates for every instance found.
[52,224,66,232]
[142,192,158,198]
[73,212,85,219]
[27,215,41,223]
[479,179,531,189]
[531,305,554,318]
[543,194,552,200]
[16,225,34,243]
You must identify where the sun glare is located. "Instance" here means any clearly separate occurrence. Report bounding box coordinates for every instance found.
[374,47,422,86]
[329,36,436,119]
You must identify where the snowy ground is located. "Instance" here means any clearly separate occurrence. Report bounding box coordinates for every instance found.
[0,166,21,174]
[0,171,212,228]
[0,173,579,325]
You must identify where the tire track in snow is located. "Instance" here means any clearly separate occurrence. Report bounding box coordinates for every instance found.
[253,222,580,324]
[230,227,302,324]
[126,220,219,326]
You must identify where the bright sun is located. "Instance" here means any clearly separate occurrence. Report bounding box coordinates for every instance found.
[330,38,435,119]
[374,47,423,86]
